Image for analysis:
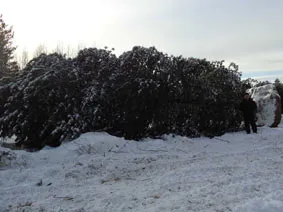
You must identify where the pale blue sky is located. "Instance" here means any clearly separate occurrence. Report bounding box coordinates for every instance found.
[1,0,283,81]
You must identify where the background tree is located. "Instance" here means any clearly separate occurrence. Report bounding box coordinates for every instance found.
[53,41,64,55]
[18,48,29,69]
[65,44,75,58]
[0,14,18,81]
[33,44,47,57]
[274,78,283,113]
[255,80,271,87]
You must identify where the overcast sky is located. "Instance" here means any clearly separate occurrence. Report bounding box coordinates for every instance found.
[2,0,283,81]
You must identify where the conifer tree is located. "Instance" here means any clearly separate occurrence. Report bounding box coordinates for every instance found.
[0,14,18,81]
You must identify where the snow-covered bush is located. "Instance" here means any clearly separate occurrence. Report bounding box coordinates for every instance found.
[0,46,243,149]
[0,53,82,148]
[97,47,243,138]
[75,48,119,132]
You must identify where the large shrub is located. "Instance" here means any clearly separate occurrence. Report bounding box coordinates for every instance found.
[0,46,244,149]
[0,54,81,148]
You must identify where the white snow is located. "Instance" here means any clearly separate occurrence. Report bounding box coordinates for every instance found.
[249,84,281,126]
[1,119,283,212]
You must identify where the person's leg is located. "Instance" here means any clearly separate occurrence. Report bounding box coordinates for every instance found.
[251,120,257,133]
[244,119,251,134]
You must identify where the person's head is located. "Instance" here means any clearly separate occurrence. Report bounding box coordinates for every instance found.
[243,93,250,100]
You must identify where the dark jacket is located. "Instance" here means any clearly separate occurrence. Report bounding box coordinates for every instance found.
[240,98,257,120]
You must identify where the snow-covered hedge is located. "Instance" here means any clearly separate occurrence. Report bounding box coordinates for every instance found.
[0,47,243,149]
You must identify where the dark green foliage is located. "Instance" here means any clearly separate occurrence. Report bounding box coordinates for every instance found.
[76,48,119,131]
[0,53,81,148]
[0,46,244,149]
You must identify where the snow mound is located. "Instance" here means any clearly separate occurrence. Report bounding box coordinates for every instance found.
[248,84,281,127]
[1,123,283,212]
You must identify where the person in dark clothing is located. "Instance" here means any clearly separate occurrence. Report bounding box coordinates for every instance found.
[240,93,257,134]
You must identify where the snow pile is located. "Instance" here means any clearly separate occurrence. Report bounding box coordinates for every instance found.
[1,120,283,212]
[249,84,281,127]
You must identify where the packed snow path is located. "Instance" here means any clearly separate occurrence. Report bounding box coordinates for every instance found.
[1,123,283,212]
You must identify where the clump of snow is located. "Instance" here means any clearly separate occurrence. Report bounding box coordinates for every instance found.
[0,119,283,212]
[248,84,281,126]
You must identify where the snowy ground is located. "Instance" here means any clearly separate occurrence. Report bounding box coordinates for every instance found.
[1,121,283,212]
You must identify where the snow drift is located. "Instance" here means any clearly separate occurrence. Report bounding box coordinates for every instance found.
[1,118,283,212]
